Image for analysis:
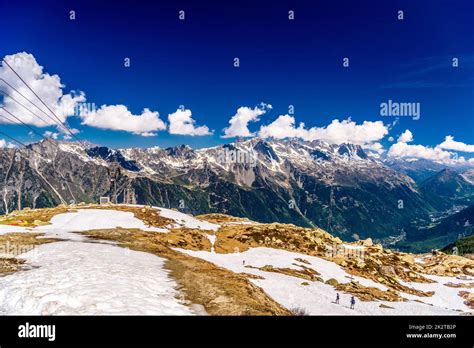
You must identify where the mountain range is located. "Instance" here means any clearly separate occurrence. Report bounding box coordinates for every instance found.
[0,138,472,250]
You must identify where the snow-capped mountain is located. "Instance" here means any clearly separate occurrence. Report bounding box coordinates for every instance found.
[0,138,471,243]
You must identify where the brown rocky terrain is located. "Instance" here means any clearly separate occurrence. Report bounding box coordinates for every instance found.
[418,253,474,277]
[196,213,252,224]
[244,263,323,282]
[0,204,472,314]
[335,281,404,302]
[0,206,72,227]
[196,220,471,299]
[458,291,474,309]
[444,282,474,288]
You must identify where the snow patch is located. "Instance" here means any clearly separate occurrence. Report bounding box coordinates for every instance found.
[178,247,468,315]
[0,241,195,315]
[157,207,220,231]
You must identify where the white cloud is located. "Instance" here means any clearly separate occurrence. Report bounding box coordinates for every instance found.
[80,105,166,136]
[139,132,157,137]
[61,127,79,140]
[0,139,15,148]
[258,116,389,145]
[388,142,454,163]
[437,135,474,153]
[258,114,307,139]
[0,52,166,138]
[388,131,471,164]
[362,142,385,154]
[222,103,271,138]
[388,132,474,164]
[0,52,85,127]
[307,119,389,145]
[43,130,59,139]
[397,129,413,143]
[168,108,212,136]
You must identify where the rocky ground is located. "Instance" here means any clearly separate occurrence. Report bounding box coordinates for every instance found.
[0,204,473,315]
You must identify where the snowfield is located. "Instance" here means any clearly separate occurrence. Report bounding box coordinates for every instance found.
[0,209,169,239]
[46,209,170,233]
[155,207,220,231]
[178,247,473,315]
[0,241,194,315]
[117,204,220,231]
[399,275,472,312]
[0,207,220,238]
[0,208,214,315]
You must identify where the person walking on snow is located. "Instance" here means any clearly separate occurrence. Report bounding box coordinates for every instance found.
[350,296,355,310]
[335,293,340,304]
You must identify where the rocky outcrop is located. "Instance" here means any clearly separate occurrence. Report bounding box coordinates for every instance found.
[335,281,404,302]
[458,291,474,309]
[419,253,474,277]
[245,264,323,282]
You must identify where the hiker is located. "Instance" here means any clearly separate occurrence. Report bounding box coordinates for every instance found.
[243,260,245,266]
[350,296,355,310]
[335,293,340,304]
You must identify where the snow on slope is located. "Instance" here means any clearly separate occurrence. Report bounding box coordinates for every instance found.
[0,225,33,234]
[0,241,194,315]
[58,142,108,167]
[0,209,168,240]
[40,209,169,238]
[398,275,471,312]
[155,207,220,231]
[115,204,220,231]
[178,247,471,315]
[0,208,207,315]
[51,209,168,231]
[0,206,218,239]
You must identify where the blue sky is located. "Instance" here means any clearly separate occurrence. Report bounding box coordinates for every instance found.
[0,0,472,161]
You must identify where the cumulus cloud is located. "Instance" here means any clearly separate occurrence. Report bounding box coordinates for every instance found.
[80,105,166,136]
[258,114,307,139]
[0,139,15,148]
[168,108,212,136]
[388,131,472,164]
[0,52,166,138]
[258,116,389,145]
[388,131,474,164]
[61,127,80,140]
[222,103,271,138]
[388,142,454,163]
[43,130,59,139]
[397,129,413,143]
[362,142,385,154]
[0,52,85,127]
[437,135,474,153]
